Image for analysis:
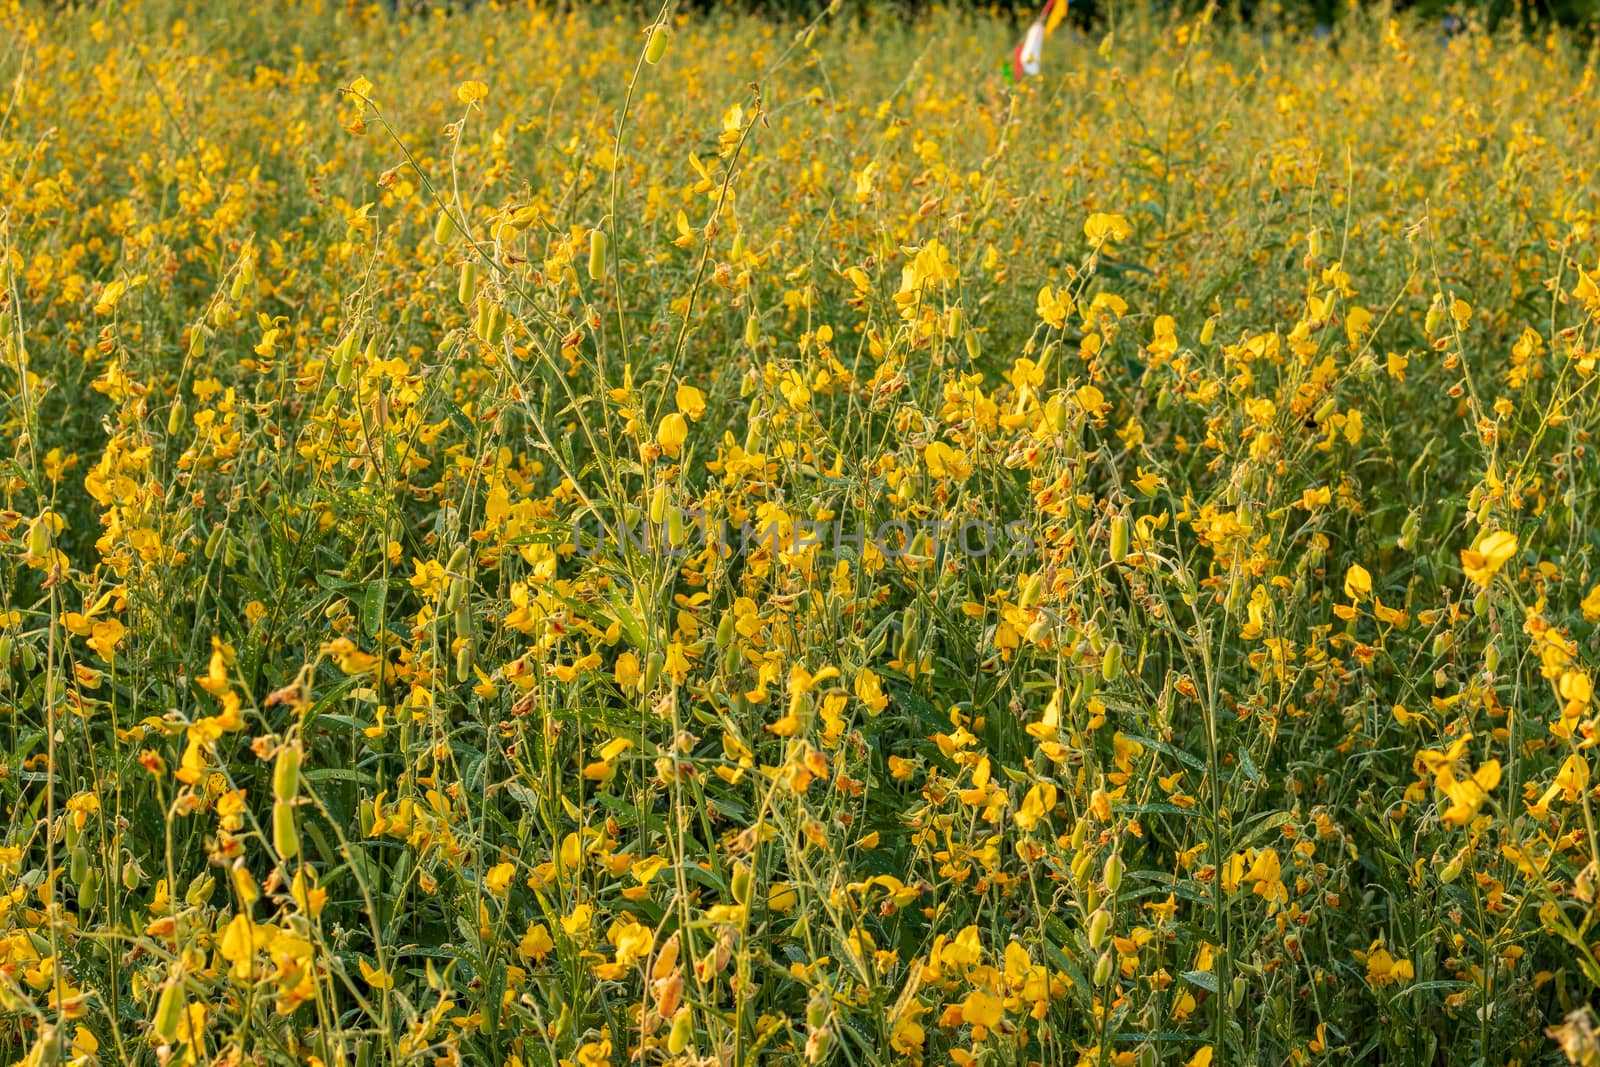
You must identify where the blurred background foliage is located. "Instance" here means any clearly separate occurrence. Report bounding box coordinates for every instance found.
[667,0,1600,35]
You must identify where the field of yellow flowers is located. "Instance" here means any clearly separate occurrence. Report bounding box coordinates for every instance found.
[2,0,1600,1064]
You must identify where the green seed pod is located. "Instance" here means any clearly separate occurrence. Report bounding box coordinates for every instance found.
[456,640,474,683]
[1070,849,1093,888]
[644,25,669,65]
[1109,515,1130,564]
[459,260,478,306]
[1087,908,1110,950]
[185,873,216,907]
[167,400,186,436]
[1312,397,1338,425]
[1069,821,1087,851]
[1226,571,1246,613]
[359,798,376,837]
[643,650,664,691]
[335,330,356,366]
[744,314,759,348]
[336,352,355,389]
[1400,511,1419,549]
[26,519,50,559]
[666,506,686,547]
[731,861,751,905]
[273,746,302,803]
[1432,631,1454,658]
[1473,592,1488,618]
[731,228,746,261]
[1200,316,1217,346]
[485,303,507,346]
[434,209,457,246]
[947,305,964,338]
[0,635,12,666]
[1425,302,1444,336]
[896,632,916,668]
[1484,643,1501,673]
[1104,852,1124,893]
[1101,643,1123,683]
[70,846,89,885]
[1084,882,1102,913]
[667,1009,693,1054]
[1232,975,1247,1006]
[805,990,828,1029]
[273,801,299,860]
[78,869,99,911]
[230,272,246,302]
[715,612,736,649]
[204,526,225,560]
[153,979,185,1043]
[454,598,471,640]
[1019,573,1044,611]
[1093,949,1114,986]
[1439,851,1464,884]
[21,645,38,672]
[649,484,669,526]
[965,330,980,362]
[446,543,470,575]
[444,577,464,614]
[588,228,607,282]
[122,854,144,892]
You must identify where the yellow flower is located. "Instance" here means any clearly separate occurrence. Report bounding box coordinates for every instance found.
[1575,268,1600,313]
[853,669,888,714]
[1360,942,1415,987]
[675,383,706,420]
[484,862,516,898]
[1460,529,1517,587]
[1582,584,1600,623]
[631,855,668,884]
[518,922,554,962]
[1418,736,1501,827]
[1014,781,1057,832]
[456,80,488,105]
[609,918,654,968]
[1083,212,1132,248]
[561,904,594,938]
[960,988,1003,1035]
[358,959,394,991]
[657,412,688,458]
[1343,564,1372,601]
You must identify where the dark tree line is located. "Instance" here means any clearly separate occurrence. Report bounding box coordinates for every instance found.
[674,0,1596,31]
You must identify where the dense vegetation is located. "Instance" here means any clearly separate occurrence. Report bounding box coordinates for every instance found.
[1,1,1599,1065]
